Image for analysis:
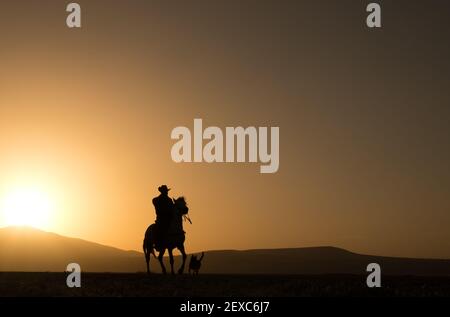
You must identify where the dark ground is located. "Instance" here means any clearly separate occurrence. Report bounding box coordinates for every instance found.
[0,272,450,297]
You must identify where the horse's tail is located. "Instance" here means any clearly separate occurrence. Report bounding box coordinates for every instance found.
[143,239,149,256]
[143,241,156,259]
[199,252,205,261]
[144,225,157,259]
[149,244,156,258]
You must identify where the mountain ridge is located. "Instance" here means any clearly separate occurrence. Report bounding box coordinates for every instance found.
[1,226,449,275]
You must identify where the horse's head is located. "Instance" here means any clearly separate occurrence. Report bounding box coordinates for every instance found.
[173,196,189,215]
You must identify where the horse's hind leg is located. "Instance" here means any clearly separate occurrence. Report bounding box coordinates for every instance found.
[143,241,150,274]
[158,248,167,274]
[145,250,151,274]
[177,244,187,274]
[168,248,175,275]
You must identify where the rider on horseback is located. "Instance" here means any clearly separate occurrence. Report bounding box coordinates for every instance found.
[144,186,190,274]
[152,185,174,249]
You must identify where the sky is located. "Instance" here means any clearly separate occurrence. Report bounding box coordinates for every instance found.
[0,0,449,258]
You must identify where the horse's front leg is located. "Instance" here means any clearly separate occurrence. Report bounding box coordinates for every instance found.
[177,244,187,274]
[158,248,167,274]
[168,248,175,275]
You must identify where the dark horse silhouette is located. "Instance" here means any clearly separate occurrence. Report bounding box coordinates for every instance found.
[143,197,189,274]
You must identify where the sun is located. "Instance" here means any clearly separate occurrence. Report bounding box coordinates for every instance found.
[0,187,54,230]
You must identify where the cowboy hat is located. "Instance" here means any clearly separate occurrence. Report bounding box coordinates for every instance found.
[158,185,171,193]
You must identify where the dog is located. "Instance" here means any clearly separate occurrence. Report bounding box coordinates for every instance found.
[188,252,205,275]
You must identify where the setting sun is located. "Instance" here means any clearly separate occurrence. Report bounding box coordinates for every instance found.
[0,187,54,230]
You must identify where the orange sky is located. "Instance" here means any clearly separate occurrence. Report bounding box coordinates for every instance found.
[1,1,450,258]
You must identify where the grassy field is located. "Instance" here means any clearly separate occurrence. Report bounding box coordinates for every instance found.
[0,272,449,297]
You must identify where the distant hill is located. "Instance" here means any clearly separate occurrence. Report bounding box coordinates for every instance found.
[1,226,449,275]
[0,226,143,272]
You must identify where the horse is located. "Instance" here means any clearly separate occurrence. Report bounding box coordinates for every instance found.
[143,196,190,274]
